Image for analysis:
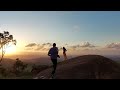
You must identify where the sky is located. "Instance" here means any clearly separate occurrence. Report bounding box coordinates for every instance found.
[0,11,120,59]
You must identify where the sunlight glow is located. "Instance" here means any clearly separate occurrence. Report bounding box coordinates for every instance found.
[5,45,17,55]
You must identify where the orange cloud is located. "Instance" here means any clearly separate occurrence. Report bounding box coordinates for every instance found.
[105,43,120,49]
[25,43,53,51]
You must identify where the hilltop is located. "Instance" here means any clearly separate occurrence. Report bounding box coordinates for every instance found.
[35,55,120,79]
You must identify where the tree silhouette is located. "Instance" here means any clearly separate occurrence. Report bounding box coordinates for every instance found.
[13,58,28,75]
[0,31,16,63]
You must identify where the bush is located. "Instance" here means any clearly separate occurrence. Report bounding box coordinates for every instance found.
[0,66,7,77]
[12,58,28,76]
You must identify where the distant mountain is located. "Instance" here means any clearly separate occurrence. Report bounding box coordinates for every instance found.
[105,55,120,62]
[22,57,62,65]
[0,56,63,69]
[0,58,15,68]
[35,55,120,79]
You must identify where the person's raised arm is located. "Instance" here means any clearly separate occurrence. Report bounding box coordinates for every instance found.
[48,48,51,56]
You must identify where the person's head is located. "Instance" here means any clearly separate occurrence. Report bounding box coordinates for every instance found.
[63,47,67,51]
[53,43,56,47]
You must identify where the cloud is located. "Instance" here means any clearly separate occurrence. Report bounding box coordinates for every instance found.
[25,43,36,47]
[80,42,96,48]
[25,42,96,52]
[106,43,120,49]
[67,42,96,51]
[25,47,34,50]
[69,45,80,50]
[24,42,120,56]
[65,44,68,46]
[35,45,44,51]
[42,43,52,47]
[59,47,63,51]
[42,48,49,51]
[25,42,52,51]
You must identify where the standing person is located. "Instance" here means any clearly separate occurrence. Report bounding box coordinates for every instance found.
[63,47,67,60]
[48,43,60,78]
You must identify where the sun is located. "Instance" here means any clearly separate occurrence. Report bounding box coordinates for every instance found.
[5,45,17,55]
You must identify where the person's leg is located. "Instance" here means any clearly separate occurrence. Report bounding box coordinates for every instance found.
[51,59,57,74]
[51,59,54,74]
[65,53,67,60]
[63,53,65,60]
[63,53,67,60]
[53,59,57,73]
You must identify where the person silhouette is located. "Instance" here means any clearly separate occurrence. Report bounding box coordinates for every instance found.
[48,43,60,78]
[63,47,67,60]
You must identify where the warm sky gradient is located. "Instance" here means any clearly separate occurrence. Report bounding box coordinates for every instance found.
[0,11,120,59]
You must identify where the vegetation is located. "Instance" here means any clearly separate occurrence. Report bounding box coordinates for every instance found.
[0,58,49,79]
[0,31,16,63]
[0,31,49,79]
[12,58,28,76]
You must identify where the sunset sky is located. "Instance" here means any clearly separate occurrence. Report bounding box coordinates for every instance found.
[0,11,120,59]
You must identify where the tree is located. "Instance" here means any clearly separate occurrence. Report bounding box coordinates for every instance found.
[13,58,28,75]
[0,31,16,63]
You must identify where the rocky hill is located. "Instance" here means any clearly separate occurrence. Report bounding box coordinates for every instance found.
[35,55,120,79]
